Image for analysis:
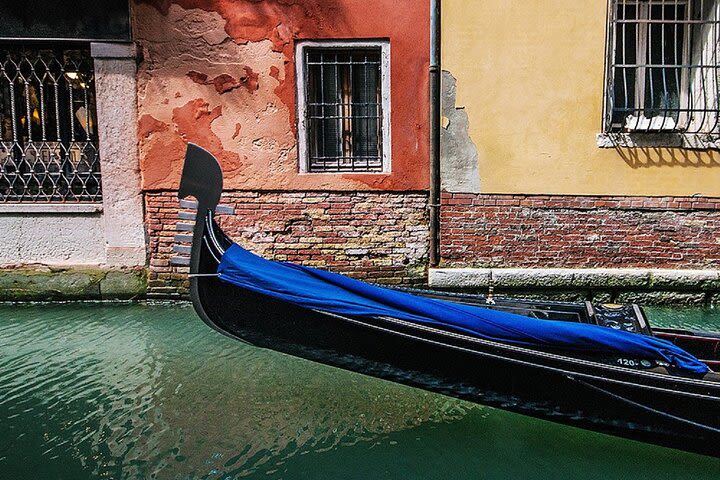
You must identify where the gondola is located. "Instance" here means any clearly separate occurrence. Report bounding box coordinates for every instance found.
[178,143,720,457]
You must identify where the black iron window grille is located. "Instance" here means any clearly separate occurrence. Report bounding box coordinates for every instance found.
[605,0,720,136]
[0,46,101,203]
[302,47,385,172]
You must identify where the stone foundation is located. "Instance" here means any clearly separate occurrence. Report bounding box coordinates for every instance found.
[437,192,720,304]
[0,265,147,301]
[429,267,720,305]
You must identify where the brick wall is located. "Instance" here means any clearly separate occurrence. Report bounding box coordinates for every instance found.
[146,190,720,297]
[441,192,720,269]
[146,191,429,297]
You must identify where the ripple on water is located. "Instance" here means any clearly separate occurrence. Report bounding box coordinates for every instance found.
[645,306,720,332]
[0,303,718,479]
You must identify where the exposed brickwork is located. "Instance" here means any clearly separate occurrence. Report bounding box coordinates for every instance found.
[145,193,191,297]
[146,191,429,297]
[441,192,720,269]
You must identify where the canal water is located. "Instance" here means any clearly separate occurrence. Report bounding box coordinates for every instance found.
[1,303,719,479]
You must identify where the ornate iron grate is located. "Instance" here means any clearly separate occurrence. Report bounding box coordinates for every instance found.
[0,46,101,203]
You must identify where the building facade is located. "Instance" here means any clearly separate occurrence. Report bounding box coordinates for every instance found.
[0,0,431,299]
[136,0,431,296]
[0,1,146,299]
[1,1,720,302]
[434,0,720,302]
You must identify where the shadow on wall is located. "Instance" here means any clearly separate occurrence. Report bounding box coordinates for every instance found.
[612,146,720,169]
[134,0,349,53]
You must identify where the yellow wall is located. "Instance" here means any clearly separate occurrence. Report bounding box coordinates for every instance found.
[442,0,720,196]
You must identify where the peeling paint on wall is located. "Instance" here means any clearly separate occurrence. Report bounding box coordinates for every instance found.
[440,70,481,193]
[187,67,259,94]
[133,0,430,192]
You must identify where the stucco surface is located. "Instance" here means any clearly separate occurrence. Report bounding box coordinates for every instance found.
[93,51,147,266]
[0,213,106,265]
[442,0,720,196]
[134,0,430,191]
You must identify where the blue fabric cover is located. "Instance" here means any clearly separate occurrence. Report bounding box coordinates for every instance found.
[218,244,708,374]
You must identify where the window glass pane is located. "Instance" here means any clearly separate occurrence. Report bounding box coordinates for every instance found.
[644,3,685,120]
[612,4,637,126]
[0,0,130,41]
[351,55,380,162]
[320,57,341,160]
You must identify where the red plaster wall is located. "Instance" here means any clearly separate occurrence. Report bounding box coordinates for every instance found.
[441,192,720,269]
[133,0,430,192]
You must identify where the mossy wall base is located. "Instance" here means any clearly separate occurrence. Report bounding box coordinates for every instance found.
[0,266,147,301]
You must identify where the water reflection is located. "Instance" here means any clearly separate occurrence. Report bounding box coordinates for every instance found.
[645,305,720,331]
[0,303,718,479]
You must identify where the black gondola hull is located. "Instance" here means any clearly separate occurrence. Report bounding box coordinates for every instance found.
[192,243,720,457]
[180,143,720,458]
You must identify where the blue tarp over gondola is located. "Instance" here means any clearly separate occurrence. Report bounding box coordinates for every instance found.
[218,243,709,374]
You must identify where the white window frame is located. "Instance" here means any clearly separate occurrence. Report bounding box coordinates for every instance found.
[295,39,392,174]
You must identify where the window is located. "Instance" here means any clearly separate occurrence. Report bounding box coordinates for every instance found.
[0,46,101,202]
[604,0,719,140]
[0,1,131,42]
[296,41,391,173]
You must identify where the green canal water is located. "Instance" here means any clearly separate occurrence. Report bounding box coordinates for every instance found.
[1,303,719,479]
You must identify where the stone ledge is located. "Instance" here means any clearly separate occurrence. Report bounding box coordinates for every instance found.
[596,132,720,150]
[0,203,103,214]
[429,267,720,291]
[0,265,147,301]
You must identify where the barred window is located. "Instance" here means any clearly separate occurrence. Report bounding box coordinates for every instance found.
[605,0,719,136]
[296,41,390,173]
[0,46,101,203]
